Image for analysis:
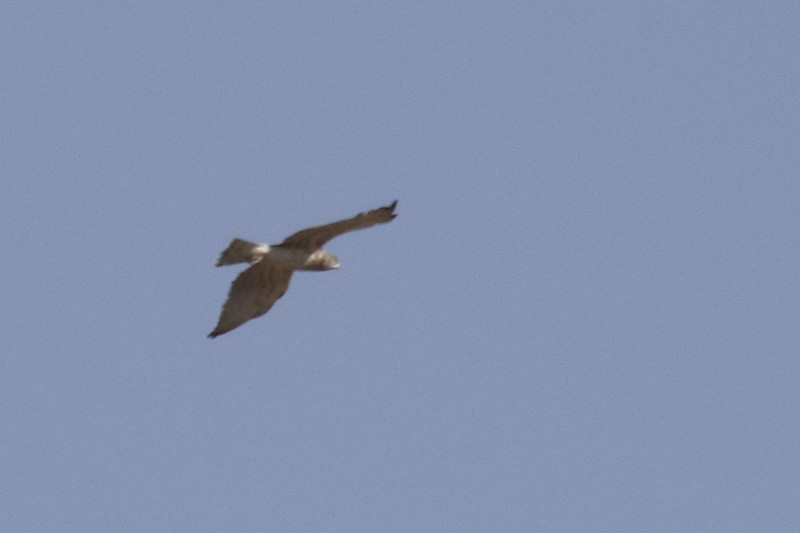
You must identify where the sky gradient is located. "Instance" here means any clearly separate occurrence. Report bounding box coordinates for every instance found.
[3,2,799,531]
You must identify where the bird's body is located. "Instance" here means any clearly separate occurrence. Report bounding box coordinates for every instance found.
[208,201,397,338]
[216,241,340,271]
[269,246,342,271]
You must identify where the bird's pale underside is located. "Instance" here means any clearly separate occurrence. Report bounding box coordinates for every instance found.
[208,200,397,338]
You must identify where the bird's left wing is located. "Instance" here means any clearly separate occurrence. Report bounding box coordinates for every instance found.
[208,259,293,338]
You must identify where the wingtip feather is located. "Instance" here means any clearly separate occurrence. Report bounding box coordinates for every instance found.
[208,327,226,338]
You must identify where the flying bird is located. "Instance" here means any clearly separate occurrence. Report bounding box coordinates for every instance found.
[208,200,397,338]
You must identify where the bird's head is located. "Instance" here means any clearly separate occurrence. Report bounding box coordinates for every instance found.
[305,250,340,270]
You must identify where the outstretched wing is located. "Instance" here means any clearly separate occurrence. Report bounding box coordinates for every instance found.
[208,259,293,338]
[280,200,397,250]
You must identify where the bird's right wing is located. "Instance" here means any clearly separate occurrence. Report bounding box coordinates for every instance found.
[280,200,397,250]
[208,259,293,338]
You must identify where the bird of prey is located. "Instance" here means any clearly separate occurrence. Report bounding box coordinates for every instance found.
[208,200,397,338]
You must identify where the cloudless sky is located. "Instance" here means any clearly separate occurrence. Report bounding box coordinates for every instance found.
[2,2,799,531]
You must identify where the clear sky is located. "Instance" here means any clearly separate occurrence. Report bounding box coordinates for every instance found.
[2,2,799,531]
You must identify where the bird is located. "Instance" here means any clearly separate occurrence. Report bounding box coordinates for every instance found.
[208,200,397,338]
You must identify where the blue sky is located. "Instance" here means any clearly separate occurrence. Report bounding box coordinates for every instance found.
[2,2,799,531]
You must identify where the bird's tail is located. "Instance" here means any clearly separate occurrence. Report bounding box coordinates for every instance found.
[214,239,269,266]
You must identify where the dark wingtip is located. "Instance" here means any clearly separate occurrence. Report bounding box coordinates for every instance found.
[208,330,220,339]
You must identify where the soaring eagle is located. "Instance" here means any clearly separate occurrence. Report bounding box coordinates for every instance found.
[209,201,397,338]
